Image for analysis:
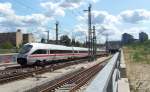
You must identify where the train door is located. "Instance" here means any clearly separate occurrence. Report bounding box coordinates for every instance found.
[49,50,56,61]
[72,47,75,58]
[48,50,51,61]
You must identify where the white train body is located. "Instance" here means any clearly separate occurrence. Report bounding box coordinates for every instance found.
[17,43,105,65]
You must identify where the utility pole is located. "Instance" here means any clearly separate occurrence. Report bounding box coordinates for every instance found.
[106,34,109,52]
[85,36,87,47]
[84,4,92,62]
[92,26,96,60]
[46,30,49,43]
[56,21,59,44]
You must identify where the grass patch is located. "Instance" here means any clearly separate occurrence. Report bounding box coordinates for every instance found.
[132,51,143,62]
[124,40,150,64]
[0,49,19,54]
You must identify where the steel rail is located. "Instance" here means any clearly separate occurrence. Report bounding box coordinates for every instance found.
[39,58,110,92]
[0,58,90,84]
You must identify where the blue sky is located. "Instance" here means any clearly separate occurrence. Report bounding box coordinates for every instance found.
[0,0,150,43]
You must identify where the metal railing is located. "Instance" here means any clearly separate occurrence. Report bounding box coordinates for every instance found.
[86,52,121,92]
[0,53,18,63]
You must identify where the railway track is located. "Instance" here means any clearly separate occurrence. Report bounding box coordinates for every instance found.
[0,63,21,70]
[0,64,37,79]
[0,58,91,84]
[0,63,19,67]
[0,54,108,75]
[27,58,109,92]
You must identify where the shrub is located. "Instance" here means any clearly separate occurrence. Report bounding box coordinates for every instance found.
[132,51,143,62]
[0,41,14,49]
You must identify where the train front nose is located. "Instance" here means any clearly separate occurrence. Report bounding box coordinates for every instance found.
[17,58,27,65]
[17,54,28,65]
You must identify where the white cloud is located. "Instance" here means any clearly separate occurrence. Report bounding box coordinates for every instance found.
[40,0,83,17]
[0,2,14,16]
[40,0,98,17]
[0,13,49,28]
[77,10,120,25]
[92,0,99,3]
[74,24,87,34]
[1,2,150,43]
[76,10,121,42]
[41,2,65,17]
[0,2,52,42]
[60,0,84,9]
[119,9,150,24]
[20,14,48,26]
[0,3,20,27]
[92,11,107,24]
[0,2,50,28]
[76,9,150,43]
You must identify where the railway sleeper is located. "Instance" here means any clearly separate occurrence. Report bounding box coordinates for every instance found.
[70,67,102,92]
[40,62,105,92]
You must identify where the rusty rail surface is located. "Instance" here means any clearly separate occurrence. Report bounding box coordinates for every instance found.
[39,58,109,92]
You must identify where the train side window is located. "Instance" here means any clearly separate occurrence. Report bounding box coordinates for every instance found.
[74,51,78,53]
[50,50,72,54]
[32,49,47,54]
[50,50,54,54]
[64,50,72,53]
[79,51,86,53]
[79,51,83,53]
[50,50,59,54]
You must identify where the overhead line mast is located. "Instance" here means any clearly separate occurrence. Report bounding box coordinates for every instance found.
[92,26,97,60]
[84,4,92,62]
[56,21,59,44]
[47,30,49,43]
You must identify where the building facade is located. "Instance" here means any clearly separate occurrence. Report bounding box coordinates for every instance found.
[23,34,35,44]
[122,33,134,45]
[0,29,23,48]
[0,29,34,48]
[139,32,148,42]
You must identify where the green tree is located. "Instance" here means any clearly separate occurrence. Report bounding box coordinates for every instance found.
[1,41,14,49]
[71,38,76,46]
[41,38,46,43]
[75,41,83,47]
[60,35,71,46]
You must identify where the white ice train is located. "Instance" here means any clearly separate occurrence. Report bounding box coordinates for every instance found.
[17,43,106,66]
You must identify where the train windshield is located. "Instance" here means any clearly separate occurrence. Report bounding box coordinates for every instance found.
[19,45,33,54]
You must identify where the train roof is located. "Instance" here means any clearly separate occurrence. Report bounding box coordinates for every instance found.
[72,46,88,51]
[25,43,88,51]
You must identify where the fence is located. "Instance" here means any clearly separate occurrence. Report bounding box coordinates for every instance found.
[86,51,123,92]
[0,53,18,63]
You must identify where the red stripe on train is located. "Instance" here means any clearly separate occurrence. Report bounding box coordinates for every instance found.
[29,53,88,58]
